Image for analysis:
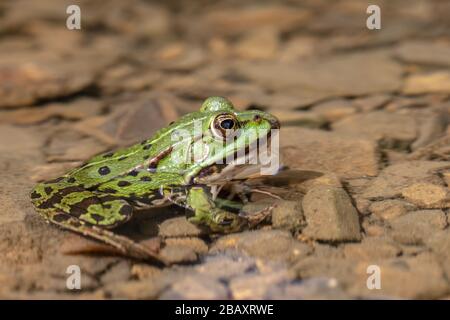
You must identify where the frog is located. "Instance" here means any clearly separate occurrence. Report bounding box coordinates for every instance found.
[31,96,280,264]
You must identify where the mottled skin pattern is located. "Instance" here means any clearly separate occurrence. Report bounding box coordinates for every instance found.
[31,97,280,263]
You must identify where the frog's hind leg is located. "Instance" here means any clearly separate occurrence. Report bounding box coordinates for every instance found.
[33,183,167,264]
[43,210,166,264]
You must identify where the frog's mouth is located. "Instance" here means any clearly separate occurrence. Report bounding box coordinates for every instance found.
[194,129,278,186]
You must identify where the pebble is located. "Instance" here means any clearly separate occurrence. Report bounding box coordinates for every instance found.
[401,182,449,208]
[369,199,415,220]
[389,210,448,245]
[302,186,361,241]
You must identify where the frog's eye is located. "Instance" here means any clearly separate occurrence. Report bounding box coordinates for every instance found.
[211,114,239,139]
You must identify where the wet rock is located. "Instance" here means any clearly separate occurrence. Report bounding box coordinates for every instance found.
[389,210,448,245]
[234,52,402,98]
[265,277,348,300]
[403,71,450,94]
[362,161,450,199]
[352,253,449,299]
[268,110,326,128]
[343,237,402,261]
[411,108,449,150]
[104,278,166,299]
[394,41,450,67]
[369,199,416,220]
[234,27,280,60]
[229,269,292,299]
[195,253,256,280]
[160,237,208,264]
[271,200,304,231]
[352,94,392,112]
[100,261,131,284]
[160,275,229,300]
[211,229,311,263]
[202,5,311,36]
[425,231,450,280]
[302,186,361,241]
[311,99,357,122]
[160,245,197,264]
[281,127,379,179]
[130,264,162,280]
[401,183,449,208]
[332,111,417,149]
[158,217,203,238]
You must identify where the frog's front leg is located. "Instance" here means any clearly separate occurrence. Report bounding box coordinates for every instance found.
[186,186,246,233]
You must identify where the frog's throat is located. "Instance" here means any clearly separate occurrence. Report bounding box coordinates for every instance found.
[192,130,274,185]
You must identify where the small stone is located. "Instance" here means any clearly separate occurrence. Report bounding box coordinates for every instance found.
[343,237,402,261]
[302,186,361,241]
[195,253,256,280]
[159,244,198,264]
[165,237,208,255]
[312,99,357,122]
[332,111,417,149]
[104,278,165,299]
[229,270,292,300]
[265,277,348,299]
[211,229,311,263]
[353,253,449,299]
[100,261,131,284]
[394,41,450,67]
[130,264,161,280]
[362,161,450,199]
[160,275,229,300]
[234,27,280,60]
[389,210,448,245]
[401,183,449,208]
[369,199,416,220]
[403,71,450,94]
[352,94,392,112]
[271,200,304,231]
[158,217,203,237]
[268,110,326,128]
[281,127,379,179]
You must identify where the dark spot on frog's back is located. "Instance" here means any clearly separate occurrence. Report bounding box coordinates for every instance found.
[31,191,41,199]
[103,152,114,158]
[117,181,131,187]
[67,177,76,183]
[128,170,139,177]
[91,213,104,222]
[140,176,152,182]
[44,176,64,184]
[143,144,152,150]
[98,166,111,175]
[53,213,70,222]
[120,205,133,216]
[118,156,128,161]
[44,186,53,195]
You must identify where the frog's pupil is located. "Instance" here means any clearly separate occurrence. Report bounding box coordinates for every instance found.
[221,119,234,130]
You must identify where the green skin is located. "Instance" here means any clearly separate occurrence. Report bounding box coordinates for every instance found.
[31,97,280,263]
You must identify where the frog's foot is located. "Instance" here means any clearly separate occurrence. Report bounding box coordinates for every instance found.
[239,203,275,228]
[45,211,168,265]
[189,209,246,233]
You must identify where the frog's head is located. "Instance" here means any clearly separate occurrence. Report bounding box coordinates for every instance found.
[167,97,280,183]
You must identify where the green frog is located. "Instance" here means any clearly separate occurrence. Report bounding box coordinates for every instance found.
[31,97,280,264]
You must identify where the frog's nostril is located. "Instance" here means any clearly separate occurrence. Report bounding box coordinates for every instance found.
[270,117,280,129]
